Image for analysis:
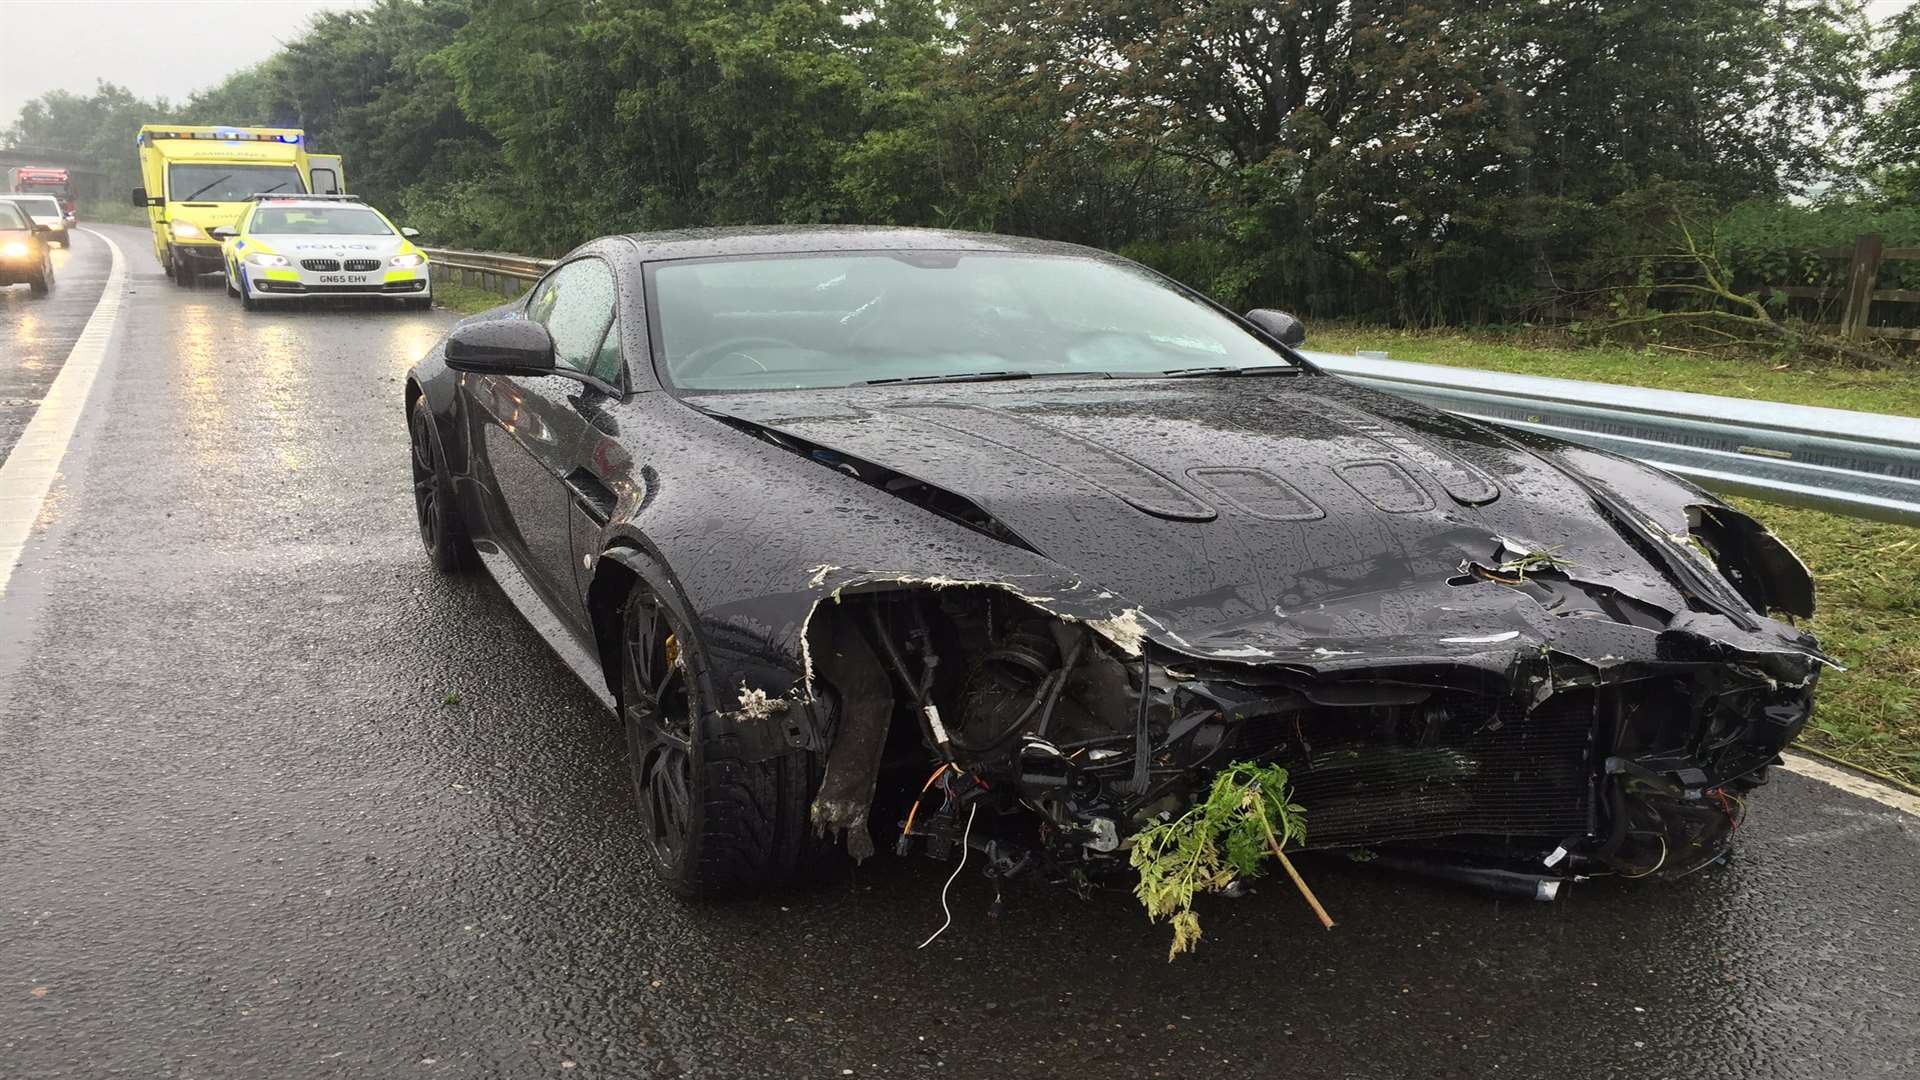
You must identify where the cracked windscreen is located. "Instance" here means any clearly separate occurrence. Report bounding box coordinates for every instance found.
[649,251,1295,391]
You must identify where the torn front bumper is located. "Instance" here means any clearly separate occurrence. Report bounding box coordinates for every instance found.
[776,575,1822,893]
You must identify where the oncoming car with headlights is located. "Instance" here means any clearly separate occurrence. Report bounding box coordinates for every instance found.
[1,194,70,248]
[0,200,54,295]
[215,195,430,310]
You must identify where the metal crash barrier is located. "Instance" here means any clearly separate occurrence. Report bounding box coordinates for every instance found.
[420,247,553,297]
[1306,351,1920,525]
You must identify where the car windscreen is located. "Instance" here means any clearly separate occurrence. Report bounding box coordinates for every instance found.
[0,203,28,230]
[251,207,392,235]
[650,251,1293,392]
[168,164,306,201]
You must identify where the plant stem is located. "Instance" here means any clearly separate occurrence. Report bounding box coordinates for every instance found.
[1255,794,1334,929]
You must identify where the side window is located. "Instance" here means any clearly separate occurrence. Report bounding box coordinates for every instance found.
[311,167,339,195]
[529,259,618,378]
[589,314,624,385]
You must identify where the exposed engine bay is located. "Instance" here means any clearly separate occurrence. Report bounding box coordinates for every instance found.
[804,576,1819,900]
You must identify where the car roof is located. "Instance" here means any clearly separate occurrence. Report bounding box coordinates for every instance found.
[2,194,61,207]
[605,225,1123,264]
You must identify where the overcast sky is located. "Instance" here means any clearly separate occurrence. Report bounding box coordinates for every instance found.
[0,0,371,131]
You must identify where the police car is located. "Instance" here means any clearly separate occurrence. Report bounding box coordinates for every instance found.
[214,194,431,311]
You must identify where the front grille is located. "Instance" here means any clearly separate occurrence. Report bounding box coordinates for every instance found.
[1248,691,1595,848]
[344,258,380,272]
[301,258,340,272]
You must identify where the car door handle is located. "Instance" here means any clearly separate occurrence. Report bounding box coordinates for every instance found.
[564,467,617,524]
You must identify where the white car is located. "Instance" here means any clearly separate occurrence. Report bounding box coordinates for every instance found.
[214,195,431,311]
[1,194,69,247]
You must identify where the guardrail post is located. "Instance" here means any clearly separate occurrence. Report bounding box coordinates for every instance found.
[1841,233,1884,341]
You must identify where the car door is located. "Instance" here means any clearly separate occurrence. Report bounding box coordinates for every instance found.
[473,257,620,621]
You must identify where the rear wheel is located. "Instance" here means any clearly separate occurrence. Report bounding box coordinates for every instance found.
[620,580,820,898]
[408,397,473,573]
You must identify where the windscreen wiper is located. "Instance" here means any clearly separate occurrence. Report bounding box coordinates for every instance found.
[183,175,234,201]
[1160,365,1299,378]
[852,371,1034,386]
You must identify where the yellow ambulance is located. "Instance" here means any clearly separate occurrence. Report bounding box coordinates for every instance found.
[131,125,345,286]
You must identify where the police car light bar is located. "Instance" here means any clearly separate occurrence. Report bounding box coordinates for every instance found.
[246,193,364,202]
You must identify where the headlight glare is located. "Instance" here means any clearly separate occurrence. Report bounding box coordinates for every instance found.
[1,241,29,258]
[244,252,289,268]
[389,253,425,268]
[171,221,204,239]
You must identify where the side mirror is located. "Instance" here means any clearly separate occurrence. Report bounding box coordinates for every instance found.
[445,319,555,377]
[1244,308,1307,348]
[400,227,420,238]
[31,224,50,234]
[131,187,148,208]
[210,226,238,240]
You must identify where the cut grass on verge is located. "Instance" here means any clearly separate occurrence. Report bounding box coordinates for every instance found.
[1316,326,1920,786]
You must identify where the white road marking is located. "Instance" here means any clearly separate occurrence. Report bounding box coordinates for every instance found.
[0,228,126,600]
[1781,752,1920,818]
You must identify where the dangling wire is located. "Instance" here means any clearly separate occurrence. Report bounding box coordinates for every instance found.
[917,802,979,950]
[900,763,951,839]
[1623,833,1668,879]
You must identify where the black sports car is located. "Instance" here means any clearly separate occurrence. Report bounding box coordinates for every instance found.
[404,227,1826,901]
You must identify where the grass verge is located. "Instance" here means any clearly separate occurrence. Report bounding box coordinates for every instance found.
[75,201,150,228]
[1729,499,1920,787]
[1317,325,1920,786]
[433,279,515,315]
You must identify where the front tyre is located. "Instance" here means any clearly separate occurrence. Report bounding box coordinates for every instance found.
[28,256,52,295]
[408,397,473,573]
[620,581,819,898]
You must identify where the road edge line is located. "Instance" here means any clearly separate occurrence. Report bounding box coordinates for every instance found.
[1780,751,1920,818]
[0,227,127,599]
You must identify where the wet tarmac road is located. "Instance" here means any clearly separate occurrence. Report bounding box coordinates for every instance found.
[1,224,1917,1079]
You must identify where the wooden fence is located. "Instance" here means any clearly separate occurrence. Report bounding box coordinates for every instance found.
[1770,233,1920,342]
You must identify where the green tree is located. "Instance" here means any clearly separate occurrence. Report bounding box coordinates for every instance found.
[4,80,169,196]
[1865,6,1920,200]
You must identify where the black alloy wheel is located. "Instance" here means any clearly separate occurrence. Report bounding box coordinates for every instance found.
[617,577,826,899]
[623,591,699,880]
[408,397,472,572]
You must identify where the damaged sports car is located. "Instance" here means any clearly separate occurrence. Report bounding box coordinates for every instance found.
[404,227,1827,902]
